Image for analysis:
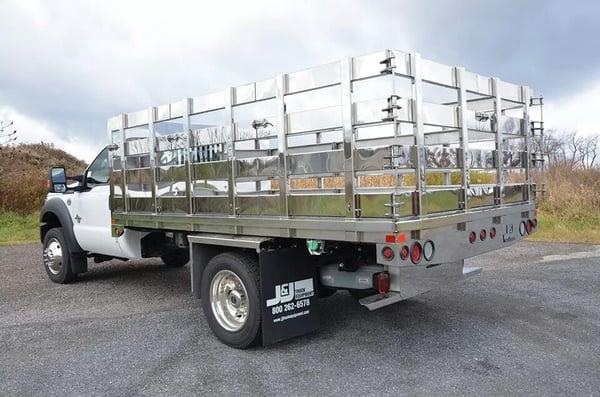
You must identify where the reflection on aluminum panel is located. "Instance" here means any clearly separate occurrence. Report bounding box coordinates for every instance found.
[288,194,346,217]
[192,127,228,146]
[286,106,342,133]
[127,197,154,212]
[498,116,523,135]
[157,197,187,214]
[502,151,525,168]
[465,110,494,132]
[467,186,495,208]
[503,184,525,203]
[125,155,151,169]
[421,189,460,214]
[193,161,230,180]
[425,146,458,168]
[286,85,341,113]
[157,149,187,166]
[193,180,228,195]
[287,62,340,93]
[287,150,344,175]
[466,149,494,169]
[421,59,455,87]
[236,195,280,216]
[354,146,413,171]
[193,196,229,214]
[192,91,225,114]
[359,193,412,218]
[125,137,150,155]
[154,118,184,136]
[354,98,411,125]
[422,102,457,127]
[156,181,186,197]
[156,133,187,151]
[256,78,276,100]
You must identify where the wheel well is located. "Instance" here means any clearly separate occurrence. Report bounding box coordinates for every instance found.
[40,212,61,242]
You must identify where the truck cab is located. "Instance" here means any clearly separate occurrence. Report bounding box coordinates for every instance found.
[40,147,187,283]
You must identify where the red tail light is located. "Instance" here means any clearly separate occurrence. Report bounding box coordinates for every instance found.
[399,245,410,260]
[381,246,394,261]
[480,229,487,241]
[489,227,497,239]
[376,271,390,294]
[469,231,477,244]
[410,242,422,264]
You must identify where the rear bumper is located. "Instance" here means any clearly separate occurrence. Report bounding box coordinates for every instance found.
[359,262,481,310]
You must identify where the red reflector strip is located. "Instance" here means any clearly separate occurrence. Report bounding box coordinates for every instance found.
[385,234,395,243]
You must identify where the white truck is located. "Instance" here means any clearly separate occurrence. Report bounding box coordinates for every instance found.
[40,49,541,348]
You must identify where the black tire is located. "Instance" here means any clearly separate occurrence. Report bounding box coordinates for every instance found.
[42,227,76,284]
[200,252,262,349]
[161,249,189,268]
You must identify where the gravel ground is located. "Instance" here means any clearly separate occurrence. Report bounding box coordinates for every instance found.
[1,241,599,396]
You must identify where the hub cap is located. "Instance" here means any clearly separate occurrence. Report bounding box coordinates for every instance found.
[210,270,249,332]
[44,238,63,275]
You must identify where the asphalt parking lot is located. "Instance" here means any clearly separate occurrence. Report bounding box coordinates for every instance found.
[1,241,599,396]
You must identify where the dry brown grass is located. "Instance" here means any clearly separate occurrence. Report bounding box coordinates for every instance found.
[0,143,86,214]
[535,166,600,219]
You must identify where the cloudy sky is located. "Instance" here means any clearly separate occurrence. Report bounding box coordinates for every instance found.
[0,0,599,160]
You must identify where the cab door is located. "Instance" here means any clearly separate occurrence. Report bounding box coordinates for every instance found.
[71,147,124,257]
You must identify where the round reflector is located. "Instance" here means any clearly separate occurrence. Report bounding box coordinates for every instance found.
[399,245,410,260]
[423,240,435,261]
[410,242,422,264]
[489,227,497,239]
[469,231,477,244]
[381,246,394,261]
[480,229,487,241]
[519,221,526,236]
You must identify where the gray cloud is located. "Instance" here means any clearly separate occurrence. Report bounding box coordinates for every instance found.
[0,0,598,156]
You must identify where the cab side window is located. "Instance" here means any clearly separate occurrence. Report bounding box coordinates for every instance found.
[86,147,110,188]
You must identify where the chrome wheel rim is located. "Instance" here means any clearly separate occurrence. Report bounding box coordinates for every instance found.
[210,270,249,332]
[44,238,63,275]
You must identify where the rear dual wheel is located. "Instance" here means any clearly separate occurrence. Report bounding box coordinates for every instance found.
[201,252,262,349]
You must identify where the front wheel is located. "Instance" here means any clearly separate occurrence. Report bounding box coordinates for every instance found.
[200,252,262,349]
[42,227,76,284]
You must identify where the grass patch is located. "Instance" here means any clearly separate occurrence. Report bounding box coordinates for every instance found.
[0,212,39,245]
[528,209,600,244]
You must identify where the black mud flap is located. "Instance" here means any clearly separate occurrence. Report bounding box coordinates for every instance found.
[259,245,320,346]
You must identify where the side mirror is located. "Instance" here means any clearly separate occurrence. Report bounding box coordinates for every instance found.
[48,167,67,193]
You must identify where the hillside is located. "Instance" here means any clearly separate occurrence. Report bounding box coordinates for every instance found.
[0,143,87,214]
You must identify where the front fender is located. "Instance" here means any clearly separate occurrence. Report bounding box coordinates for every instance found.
[40,198,87,273]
